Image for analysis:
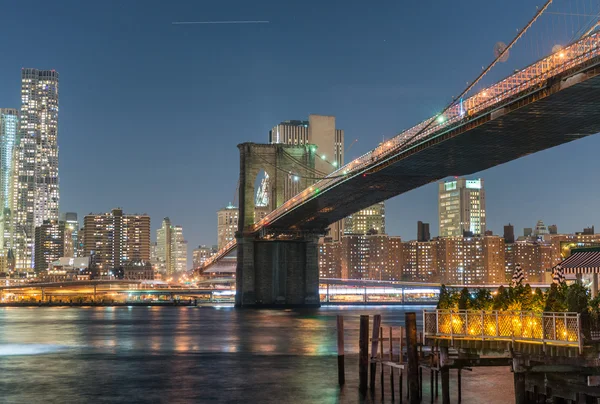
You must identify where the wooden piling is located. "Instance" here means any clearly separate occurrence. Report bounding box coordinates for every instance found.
[359,315,369,395]
[380,327,384,399]
[389,327,394,402]
[406,312,419,404]
[336,315,345,386]
[458,368,462,403]
[370,314,381,391]
[419,367,423,400]
[514,372,526,404]
[440,346,450,404]
[430,369,434,404]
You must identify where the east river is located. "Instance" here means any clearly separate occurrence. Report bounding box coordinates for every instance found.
[0,306,513,403]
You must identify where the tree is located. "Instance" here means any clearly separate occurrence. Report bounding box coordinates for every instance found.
[458,287,472,310]
[531,288,545,313]
[544,283,567,312]
[471,289,493,310]
[493,285,509,311]
[565,282,590,314]
[438,285,458,310]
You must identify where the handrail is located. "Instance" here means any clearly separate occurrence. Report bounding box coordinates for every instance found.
[423,309,582,352]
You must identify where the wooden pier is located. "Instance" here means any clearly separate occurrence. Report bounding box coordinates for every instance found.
[338,310,600,403]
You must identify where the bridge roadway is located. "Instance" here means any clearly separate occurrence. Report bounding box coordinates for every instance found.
[201,32,600,271]
[254,32,600,234]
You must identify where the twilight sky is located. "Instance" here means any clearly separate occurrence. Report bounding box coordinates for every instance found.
[1,0,599,262]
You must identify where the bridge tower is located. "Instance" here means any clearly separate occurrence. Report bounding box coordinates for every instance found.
[236,143,322,307]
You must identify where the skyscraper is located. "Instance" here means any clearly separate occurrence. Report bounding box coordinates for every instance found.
[217,204,238,249]
[12,69,60,270]
[170,225,188,273]
[61,212,78,257]
[0,108,18,269]
[503,223,515,244]
[82,209,150,274]
[438,178,486,237]
[417,221,431,242]
[155,218,188,275]
[34,219,71,272]
[155,218,171,273]
[344,202,385,235]
[269,115,345,240]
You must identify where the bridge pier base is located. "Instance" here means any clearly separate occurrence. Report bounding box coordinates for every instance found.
[235,235,320,308]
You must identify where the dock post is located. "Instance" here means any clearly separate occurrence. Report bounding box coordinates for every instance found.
[389,327,394,401]
[336,315,345,386]
[380,326,384,399]
[406,312,419,404]
[458,368,462,403]
[513,357,527,404]
[370,314,382,391]
[430,369,434,404]
[359,315,369,395]
[514,372,526,404]
[440,346,450,404]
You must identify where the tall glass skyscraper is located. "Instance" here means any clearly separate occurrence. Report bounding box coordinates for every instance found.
[155,218,188,275]
[0,108,18,267]
[438,178,486,237]
[12,69,60,270]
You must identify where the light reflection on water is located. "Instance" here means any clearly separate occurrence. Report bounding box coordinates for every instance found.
[0,305,512,403]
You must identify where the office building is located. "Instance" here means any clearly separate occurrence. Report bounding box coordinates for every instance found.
[503,223,515,244]
[61,212,78,257]
[438,178,486,237]
[548,224,558,235]
[171,225,187,272]
[155,218,171,274]
[34,219,71,272]
[269,114,344,240]
[217,204,238,249]
[344,202,385,235]
[524,228,533,237]
[0,108,18,270]
[155,218,188,275]
[12,69,60,270]
[417,221,431,242]
[533,220,549,237]
[193,245,216,268]
[82,209,150,274]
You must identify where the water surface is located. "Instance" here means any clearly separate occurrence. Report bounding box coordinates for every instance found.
[0,306,513,403]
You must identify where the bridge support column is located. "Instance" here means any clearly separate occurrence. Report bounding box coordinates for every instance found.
[235,234,321,308]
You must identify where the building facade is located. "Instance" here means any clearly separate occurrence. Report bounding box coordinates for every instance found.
[0,108,18,268]
[217,204,238,249]
[318,237,342,279]
[344,202,385,235]
[439,178,486,237]
[12,69,60,270]
[154,218,187,275]
[340,234,402,281]
[61,212,78,257]
[82,209,150,273]
[192,245,216,268]
[171,225,187,272]
[34,219,70,272]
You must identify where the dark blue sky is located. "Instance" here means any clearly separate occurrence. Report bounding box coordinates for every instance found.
[1,0,599,258]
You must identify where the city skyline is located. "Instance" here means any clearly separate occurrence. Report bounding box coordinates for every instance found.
[3,1,600,263]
